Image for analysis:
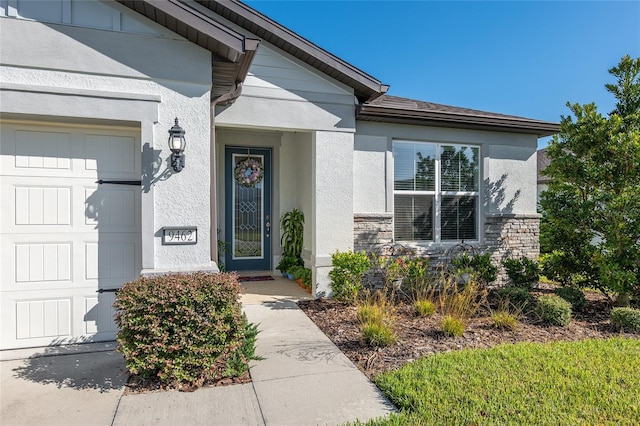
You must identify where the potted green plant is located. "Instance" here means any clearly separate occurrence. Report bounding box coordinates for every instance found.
[301,268,313,293]
[286,265,300,281]
[280,209,304,265]
[276,256,302,277]
[293,266,305,286]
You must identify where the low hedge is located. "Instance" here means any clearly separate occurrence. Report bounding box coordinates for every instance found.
[535,294,572,327]
[114,272,258,388]
[495,287,534,310]
[502,256,540,290]
[610,307,640,333]
[554,287,587,311]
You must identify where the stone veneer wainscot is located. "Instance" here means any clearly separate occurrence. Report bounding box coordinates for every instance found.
[354,213,541,286]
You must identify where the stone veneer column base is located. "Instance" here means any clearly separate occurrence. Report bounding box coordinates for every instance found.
[354,213,393,252]
[484,213,541,286]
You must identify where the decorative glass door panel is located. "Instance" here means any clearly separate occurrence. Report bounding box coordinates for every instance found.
[225,147,271,271]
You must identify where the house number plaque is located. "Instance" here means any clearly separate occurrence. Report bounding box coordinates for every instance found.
[162,227,197,245]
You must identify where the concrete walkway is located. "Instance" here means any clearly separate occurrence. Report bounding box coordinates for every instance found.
[1,277,395,425]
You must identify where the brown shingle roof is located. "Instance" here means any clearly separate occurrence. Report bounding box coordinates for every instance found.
[358,95,560,137]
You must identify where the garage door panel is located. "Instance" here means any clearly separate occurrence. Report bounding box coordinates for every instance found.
[3,182,140,234]
[15,186,72,226]
[86,134,139,175]
[85,240,138,282]
[15,130,71,171]
[15,242,72,283]
[4,128,140,179]
[85,294,118,335]
[2,291,116,347]
[85,186,140,230]
[16,298,72,340]
[2,234,140,292]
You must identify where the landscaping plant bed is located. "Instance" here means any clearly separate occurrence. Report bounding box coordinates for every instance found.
[298,284,639,380]
[124,371,252,394]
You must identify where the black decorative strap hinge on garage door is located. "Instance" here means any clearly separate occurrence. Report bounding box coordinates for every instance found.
[96,180,141,186]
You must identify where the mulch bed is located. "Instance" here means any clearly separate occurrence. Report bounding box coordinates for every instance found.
[124,371,251,394]
[298,284,639,380]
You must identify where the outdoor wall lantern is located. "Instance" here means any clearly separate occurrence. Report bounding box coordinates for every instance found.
[168,117,186,172]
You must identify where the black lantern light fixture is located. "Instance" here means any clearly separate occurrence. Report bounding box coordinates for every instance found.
[168,117,186,172]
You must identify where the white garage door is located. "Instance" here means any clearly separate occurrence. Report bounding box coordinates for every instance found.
[0,122,141,350]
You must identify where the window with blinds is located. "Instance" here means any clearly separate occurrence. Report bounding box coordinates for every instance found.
[393,141,479,243]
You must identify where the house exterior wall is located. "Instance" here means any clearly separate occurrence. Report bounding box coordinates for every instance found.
[0,3,216,274]
[354,121,540,284]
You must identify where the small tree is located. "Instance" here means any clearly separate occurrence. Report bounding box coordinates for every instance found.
[540,55,640,306]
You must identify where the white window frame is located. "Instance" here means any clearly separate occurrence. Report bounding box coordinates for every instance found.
[392,140,481,245]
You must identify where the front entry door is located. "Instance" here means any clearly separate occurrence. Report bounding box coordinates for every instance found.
[225,147,272,271]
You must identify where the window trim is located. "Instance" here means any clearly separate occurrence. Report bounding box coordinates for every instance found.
[392,140,481,245]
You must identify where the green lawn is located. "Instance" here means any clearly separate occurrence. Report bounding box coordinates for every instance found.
[362,338,640,425]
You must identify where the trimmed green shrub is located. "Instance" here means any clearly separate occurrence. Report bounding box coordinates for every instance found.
[224,319,261,378]
[451,252,498,285]
[502,256,541,290]
[329,250,372,303]
[114,272,258,388]
[610,307,640,333]
[554,287,587,311]
[496,287,534,310]
[536,294,572,327]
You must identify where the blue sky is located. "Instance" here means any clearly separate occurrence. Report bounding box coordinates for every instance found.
[244,1,640,148]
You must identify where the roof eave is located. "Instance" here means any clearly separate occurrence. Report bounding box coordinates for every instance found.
[116,0,260,101]
[117,0,245,61]
[197,0,388,102]
[357,106,560,137]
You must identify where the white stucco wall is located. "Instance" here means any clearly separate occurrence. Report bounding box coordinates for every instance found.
[0,4,216,273]
[354,135,389,213]
[485,143,538,214]
[277,132,314,263]
[312,130,354,297]
[215,43,357,132]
